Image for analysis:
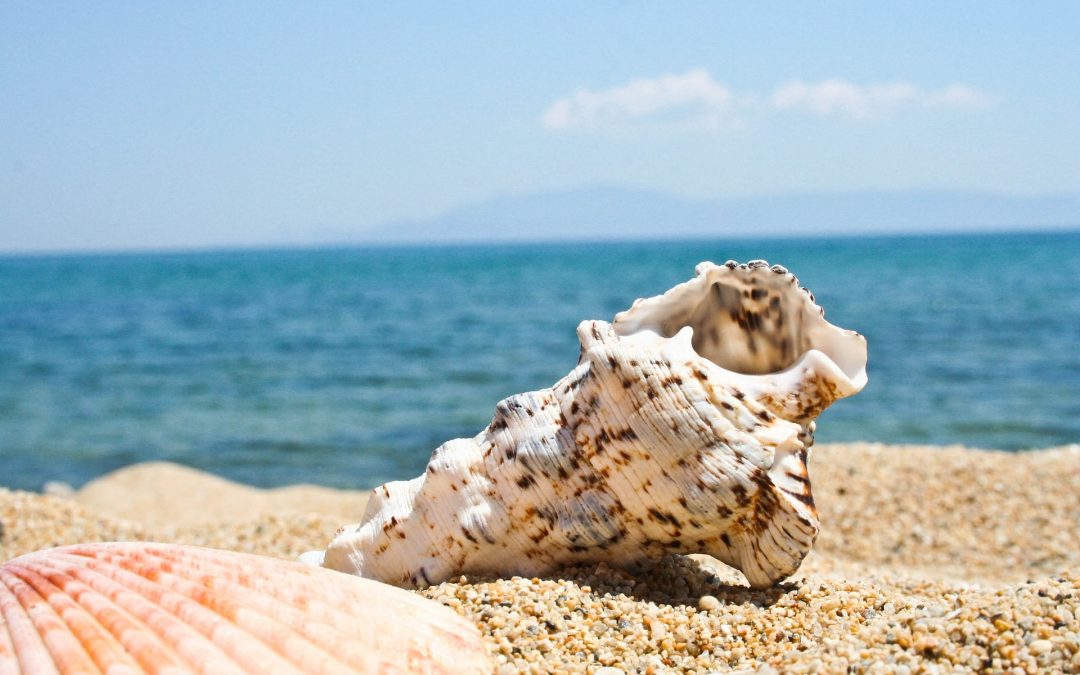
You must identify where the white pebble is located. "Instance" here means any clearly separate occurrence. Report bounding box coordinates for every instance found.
[1030,639,1052,655]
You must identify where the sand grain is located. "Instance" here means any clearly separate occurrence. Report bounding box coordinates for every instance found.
[2,443,1078,673]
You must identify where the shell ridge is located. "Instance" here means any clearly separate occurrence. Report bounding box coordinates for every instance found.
[0,581,20,674]
[481,400,548,575]
[564,346,635,555]
[0,568,92,674]
[4,544,495,674]
[25,551,240,674]
[669,330,828,574]
[74,548,369,674]
[757,514,805,572]
[80,544,492,673]
[479,422,559,574]
[93,548,390,672]
[741,468,816,587]
[4,562,144,674]
[609,355,701,549]
[43,551,306,675]
[11,557,194,673]
[482,388,571,571]
[0,568,63,675]
[141,543,488,653]
[126,544,449,616]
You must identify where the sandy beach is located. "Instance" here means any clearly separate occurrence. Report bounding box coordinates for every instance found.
[3,442,1078,673]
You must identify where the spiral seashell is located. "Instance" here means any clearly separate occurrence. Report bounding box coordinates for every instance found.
[0,542,492,674]
[309,261,868,589]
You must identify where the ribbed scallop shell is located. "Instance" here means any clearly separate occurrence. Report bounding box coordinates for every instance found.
[0,542,492,674]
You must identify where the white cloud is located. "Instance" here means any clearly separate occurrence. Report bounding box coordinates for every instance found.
[770,79,993,119]
[923,84,995,109]
[771,80,916,119]
[542,70,994,132]
[540,68,742,133]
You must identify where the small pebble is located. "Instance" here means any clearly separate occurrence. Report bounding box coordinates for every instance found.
[1029,639,1052,655]
[41,481,74,498]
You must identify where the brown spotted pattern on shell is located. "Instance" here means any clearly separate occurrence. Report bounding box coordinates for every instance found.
[0,542,493,674]
[310,261,868,589]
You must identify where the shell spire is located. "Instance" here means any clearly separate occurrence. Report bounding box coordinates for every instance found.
[309,261,868,589]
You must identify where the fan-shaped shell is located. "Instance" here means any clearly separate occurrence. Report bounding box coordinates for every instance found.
[0,542,492,674]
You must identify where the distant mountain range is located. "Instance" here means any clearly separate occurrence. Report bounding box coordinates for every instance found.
[362,187,1080,243]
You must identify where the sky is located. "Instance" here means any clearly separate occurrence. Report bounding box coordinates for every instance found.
[1,1,1079,252]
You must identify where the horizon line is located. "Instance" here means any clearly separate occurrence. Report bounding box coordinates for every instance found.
[2,224,1079,260]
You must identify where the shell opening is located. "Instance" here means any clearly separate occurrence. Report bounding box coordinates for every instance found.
[613,261,867,390]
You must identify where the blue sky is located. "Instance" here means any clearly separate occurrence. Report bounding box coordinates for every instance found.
[2,2,1078,252]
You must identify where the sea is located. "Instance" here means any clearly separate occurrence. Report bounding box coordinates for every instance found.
[1,232,1079,492]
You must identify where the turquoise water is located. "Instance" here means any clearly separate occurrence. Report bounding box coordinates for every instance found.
[2,233,1079,491]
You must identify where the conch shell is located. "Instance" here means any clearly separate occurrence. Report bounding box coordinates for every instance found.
[308,261,867,589]
[0,542,493,673]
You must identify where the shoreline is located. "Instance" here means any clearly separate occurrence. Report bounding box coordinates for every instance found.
[2,442,1078,671]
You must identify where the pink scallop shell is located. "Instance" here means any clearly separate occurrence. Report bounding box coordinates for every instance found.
[0,542,492,674]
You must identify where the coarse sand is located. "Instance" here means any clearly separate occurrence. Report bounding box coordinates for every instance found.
[2,442,1078,673]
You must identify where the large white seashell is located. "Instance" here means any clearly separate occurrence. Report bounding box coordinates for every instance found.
[0,542,493,674]
[312,261,868,589]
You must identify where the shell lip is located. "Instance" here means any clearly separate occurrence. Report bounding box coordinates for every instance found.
[613,259,868,392]
[613,260,817,338]
[795,345,868,395]
[786,331,868,396]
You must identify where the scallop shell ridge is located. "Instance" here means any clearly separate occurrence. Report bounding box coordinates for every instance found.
[0,542,493,674]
